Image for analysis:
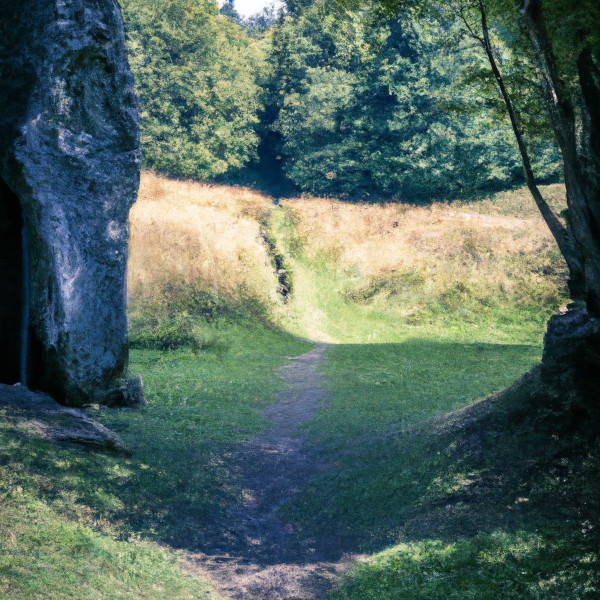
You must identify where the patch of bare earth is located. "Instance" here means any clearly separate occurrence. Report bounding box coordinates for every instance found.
[186,344,359,600]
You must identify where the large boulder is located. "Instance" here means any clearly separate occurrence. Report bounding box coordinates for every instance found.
[541,306,600,417]
[0,0,142,406]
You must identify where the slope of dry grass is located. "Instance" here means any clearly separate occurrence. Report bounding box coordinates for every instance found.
[128,173,568,346]
[128,174,281,314]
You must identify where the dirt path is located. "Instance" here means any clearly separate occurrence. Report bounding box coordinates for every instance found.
[186,343,357,600]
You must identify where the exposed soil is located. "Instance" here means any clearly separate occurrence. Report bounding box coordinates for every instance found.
[186,344,359,599]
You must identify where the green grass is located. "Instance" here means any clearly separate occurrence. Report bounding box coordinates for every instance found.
[2,182,596,599]
[281,242,563,347]
[284,340,542,545]
[330,531,598,600]
[0,320,311,598]
[310,340,541,447]
[98,321,311,545]
[282,341,600,599]
[0,491,213,599]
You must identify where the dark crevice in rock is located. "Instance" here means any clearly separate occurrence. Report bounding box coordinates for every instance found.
[0,178,24,385]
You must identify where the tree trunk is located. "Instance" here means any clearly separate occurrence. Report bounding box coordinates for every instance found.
[518,0,600,412]
[520,0,600,317]
[475,0,585,301]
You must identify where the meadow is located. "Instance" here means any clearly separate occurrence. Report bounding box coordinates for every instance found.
[128,173,568,346]
[2,173,598,599]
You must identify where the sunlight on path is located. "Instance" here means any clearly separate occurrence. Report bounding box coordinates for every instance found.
[186,344,359,599]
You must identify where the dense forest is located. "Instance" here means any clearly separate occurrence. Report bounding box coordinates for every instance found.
[118,0,566,199]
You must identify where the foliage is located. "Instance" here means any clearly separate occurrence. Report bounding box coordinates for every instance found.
[118,0,265,179]
[266,0,561,197]
[241,2,284,37]
[113,0,565,198]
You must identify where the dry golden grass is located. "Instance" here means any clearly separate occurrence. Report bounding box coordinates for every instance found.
[283,187,564,274]
[128,172,568,339]
[128,173,283,318]
[280,185,567,310]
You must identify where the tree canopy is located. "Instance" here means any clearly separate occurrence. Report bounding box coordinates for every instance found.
[119,0,265,179]
[267,0,561,197]
[118,0,565,198]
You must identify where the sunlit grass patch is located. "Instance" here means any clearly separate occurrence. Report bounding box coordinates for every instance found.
[0,492,213,600]
[128,173,569,345]
[315,341,541,443]
[277,188,567,343]
[128,173,287,337]
[331,532,558,600]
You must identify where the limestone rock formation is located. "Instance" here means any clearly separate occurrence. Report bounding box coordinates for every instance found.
[0,0,142,406]
[542,307,600,416]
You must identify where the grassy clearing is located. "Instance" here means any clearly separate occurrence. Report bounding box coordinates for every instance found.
[127,174,288,347]
[128,173,567,346]
[99,323,311,545]
[0,322,311,598]
[275,184,567,344]
[283,341,542,546]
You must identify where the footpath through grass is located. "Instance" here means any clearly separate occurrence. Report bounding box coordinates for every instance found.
[284,338,599,599]
[0,321,311,599]
[2,178,597,598]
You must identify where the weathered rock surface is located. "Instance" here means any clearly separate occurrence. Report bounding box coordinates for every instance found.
[542,307,600,415]
[0,383,131,455]
[103,374,146,408]
[0,0,141,405]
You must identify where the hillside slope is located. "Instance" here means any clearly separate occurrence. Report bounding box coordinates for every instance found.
[128,173,568,346]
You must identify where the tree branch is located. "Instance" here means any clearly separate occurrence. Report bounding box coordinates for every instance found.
[475,0,584,297]
[450,2,484,45]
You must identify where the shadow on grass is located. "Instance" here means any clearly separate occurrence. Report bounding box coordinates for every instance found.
[2,334,598,597]
[0,323,312,552]
[281,341,600,597]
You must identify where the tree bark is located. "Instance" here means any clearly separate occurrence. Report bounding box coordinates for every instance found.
[474,0,585,300]
[520,0,600,316]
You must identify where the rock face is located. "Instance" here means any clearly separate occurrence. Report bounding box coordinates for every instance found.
[542,307,600,416]
[0,0,142,406]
